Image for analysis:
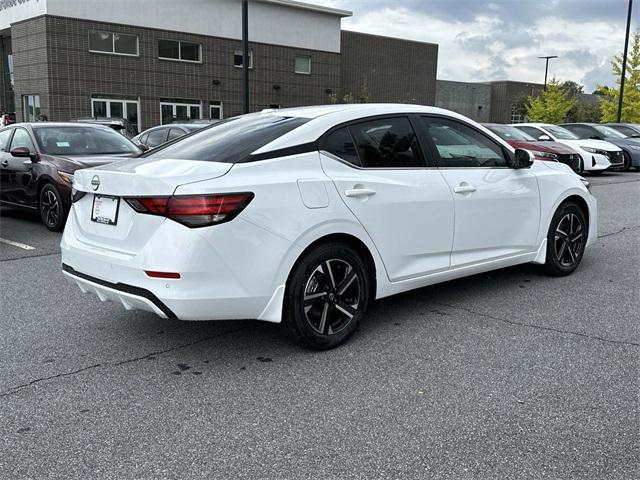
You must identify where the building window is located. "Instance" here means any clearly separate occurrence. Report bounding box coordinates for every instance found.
[210,101,223,120]
[294,56,311,74]
[23,95,41,122]
[269,104,281,109]
[160,99,201,124]
[91,96,140,134]
[233,49,253,68]
[89,30,139,56]
[158,40,202,62]
[510,110,525,124]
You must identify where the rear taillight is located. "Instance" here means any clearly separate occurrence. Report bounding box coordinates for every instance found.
[125,193,254,228]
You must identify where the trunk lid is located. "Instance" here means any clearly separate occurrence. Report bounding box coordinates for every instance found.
[73,158,233,196]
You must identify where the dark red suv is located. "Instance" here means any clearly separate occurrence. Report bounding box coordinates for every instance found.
[0,123,141,231]
[483,123,582,172]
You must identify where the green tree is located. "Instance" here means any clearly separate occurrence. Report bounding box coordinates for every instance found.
[526,79,576,123]
[599,32,640,122]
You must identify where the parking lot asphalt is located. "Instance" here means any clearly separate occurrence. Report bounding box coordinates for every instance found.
[0,172,638,480]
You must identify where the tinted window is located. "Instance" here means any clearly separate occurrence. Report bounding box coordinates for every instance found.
[33,126,140,155]
[422,117,507,167]
[593,125,626,138]
[348,117,423,168]
[610,125,636,136]
[487,125,536,142]
[147,115,309,163]
[146,128,169,147]
[564,125,595,139]
[322,127,360,166]
[516,126,546,139]
[0,128,12,151]
[10,128,35,151]
[168,128,185,140]
[544,125,579,140]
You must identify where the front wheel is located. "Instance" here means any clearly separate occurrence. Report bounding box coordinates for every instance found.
[622,152,632,172]
[542,202,587,277]
[39,183,67,231]
[283,243,370,350]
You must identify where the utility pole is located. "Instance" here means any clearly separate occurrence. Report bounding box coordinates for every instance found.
[617,0,633,122]
[242,0,250,114]
[538,55,558,90]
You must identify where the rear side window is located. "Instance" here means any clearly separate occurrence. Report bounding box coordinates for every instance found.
[146,128,169,147]
[0,128,12,151]
[322,127,360,166]
[348,117,423,168]
[147,115,309,163]
[168,128,184,140]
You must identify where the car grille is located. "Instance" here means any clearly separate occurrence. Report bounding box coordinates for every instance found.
[605,150,624,166]
[558,153,581,171]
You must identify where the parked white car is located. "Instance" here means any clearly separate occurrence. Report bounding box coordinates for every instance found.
[513,123,624,173]
[61,105,597,349]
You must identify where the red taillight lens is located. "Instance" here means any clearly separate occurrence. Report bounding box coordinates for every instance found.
[125,193,253,228]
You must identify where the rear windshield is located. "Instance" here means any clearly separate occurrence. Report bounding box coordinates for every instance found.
[33,126,140,155]
[147,115,309,163]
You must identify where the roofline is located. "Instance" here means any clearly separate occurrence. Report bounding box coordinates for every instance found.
[341,29,438,47]
[258,0,352,17]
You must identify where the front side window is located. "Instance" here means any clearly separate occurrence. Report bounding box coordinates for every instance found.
[294,56,311,74]
[516,126,547,140]
[488,125,536,142]
[348,117,423,168]
[233,50,253,68]
[610,125,637,137]
[563,125,595,139]
[167,128,185,141]
[89,30,138,55]
[421,117,507,168]
[158,40,201,62]
[594,125,626,139]
[33,126,139,155]
[146,128,169,147]
[147,115,309,163]
[10,128,35,151]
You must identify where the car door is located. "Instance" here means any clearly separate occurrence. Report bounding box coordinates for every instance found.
[3,127,38,207]
[0,127,15,202]
[319,115,454,282]
[419,116,540,268]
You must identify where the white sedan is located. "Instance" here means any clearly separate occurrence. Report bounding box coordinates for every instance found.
[61,105,597,349]
[513,123,624,173]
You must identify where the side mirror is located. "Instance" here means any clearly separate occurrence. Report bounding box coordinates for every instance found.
[10,146,39,162]
[589,135,604,140]
[138,143,150,152]
[511,148,535,169]
[538,134,552,141]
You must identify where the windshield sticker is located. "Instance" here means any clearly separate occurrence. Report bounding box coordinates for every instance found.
[56,141,70,147]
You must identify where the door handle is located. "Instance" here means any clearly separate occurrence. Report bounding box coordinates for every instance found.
[454,183,477,194]
[345,188,376,198]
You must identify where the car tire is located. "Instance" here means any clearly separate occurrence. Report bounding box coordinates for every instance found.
[39,183,67,232]
[622,152,632,172]
[283,242,371,350]
[542,202,587,277]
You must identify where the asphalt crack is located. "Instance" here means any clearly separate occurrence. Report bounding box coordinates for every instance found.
[597,225,640,239]
[436,302,639,348]
[0,251,61,263]
[0,327,245,398]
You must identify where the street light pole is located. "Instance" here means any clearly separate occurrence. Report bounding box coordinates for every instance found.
[617,0,633,122]
[242,0,250,114]
[538,55,558,90]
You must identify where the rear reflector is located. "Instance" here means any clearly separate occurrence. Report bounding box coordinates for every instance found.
[145,271,181,279]
[125,193,254,228]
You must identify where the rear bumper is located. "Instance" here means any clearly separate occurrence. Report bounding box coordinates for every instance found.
[62,264,176,318]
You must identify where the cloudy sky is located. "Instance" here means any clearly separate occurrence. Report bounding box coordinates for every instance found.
[313,0,638,92]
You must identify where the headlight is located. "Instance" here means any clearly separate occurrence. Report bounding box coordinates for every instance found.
[579,176,591,192]
[529,150,558,160]
[580,146,597,153]
[57,171,75,185]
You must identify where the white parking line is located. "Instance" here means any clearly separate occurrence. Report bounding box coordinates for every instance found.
[0,238,36,251]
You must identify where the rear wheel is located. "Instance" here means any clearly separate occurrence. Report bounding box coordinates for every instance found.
[542,202,586,276]
[39,183,67,232]
[284,243,370,350]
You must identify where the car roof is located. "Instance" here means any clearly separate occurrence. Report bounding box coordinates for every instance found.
[252,103,489,154]
[10,122,114,129]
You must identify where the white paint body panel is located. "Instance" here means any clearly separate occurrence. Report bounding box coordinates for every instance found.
[61,104,597,323]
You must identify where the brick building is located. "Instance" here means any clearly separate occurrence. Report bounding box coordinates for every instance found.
[0,0,439,133]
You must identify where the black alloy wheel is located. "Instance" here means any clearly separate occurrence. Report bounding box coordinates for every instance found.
[39,183,67,232]
[543,202,586,276]
[284,243,370,350]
